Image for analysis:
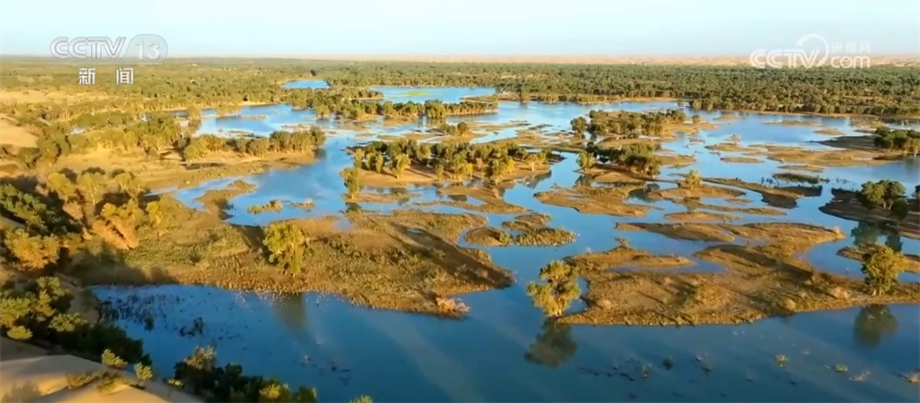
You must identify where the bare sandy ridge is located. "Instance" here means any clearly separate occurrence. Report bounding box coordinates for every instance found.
[0,338,200,403]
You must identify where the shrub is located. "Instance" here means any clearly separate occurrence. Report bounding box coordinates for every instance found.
[861,245,908,295]
[526,260,581,317]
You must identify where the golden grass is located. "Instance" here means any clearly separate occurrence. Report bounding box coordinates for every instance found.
[815,128,844,136]
[535,183,653,217]
[670,197,786,217]
[30,147,317,191]
[193,180,256,218]
[561,222,920,326]
[754,144,889,167]
[463,213,575,247]
[721,156,764,164]
[616,222,737,243]
[663,211,740,222]
[415,184,527,214]
[0,114,38,148]
[779,164,824,172]
[75,197,514,318]
[650,184,745,200]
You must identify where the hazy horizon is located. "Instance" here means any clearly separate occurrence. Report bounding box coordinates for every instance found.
[1,0,918,57]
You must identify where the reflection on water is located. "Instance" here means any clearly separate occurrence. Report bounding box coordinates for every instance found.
[272,293,309,335]
[524,320,577,369]
[853,305,899,350]
[92,286,920,402]
[101,84,920,402]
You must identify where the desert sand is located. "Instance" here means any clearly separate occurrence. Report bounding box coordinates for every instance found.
[0,339,200,403]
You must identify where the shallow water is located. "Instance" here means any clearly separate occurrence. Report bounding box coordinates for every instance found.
[96,85,920,402]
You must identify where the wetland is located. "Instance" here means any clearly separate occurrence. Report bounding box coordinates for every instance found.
[2,73,920,402]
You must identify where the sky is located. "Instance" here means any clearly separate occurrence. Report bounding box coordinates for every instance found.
[0,0,917,56]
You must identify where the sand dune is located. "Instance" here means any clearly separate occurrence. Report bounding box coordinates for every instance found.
[0,345,199,403]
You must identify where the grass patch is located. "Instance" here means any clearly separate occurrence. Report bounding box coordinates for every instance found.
[415,185,527,214]
[721,156,763,164]
[560,222,920,326]
[535,183,653,217]
[772,172,828,185]
[193,180,256,218]
[464,213,575,247]
[73,198,515,318]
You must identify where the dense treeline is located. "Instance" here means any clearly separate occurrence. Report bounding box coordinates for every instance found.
[582,109,689,137]
[579,143,663,176]
[183,128,325,161]
[327,99,498,120]
[0,110,326,168]
[3,62,917,135]
[874,127,920,156]
[349,139,553,184]
[0,169,160,268]
[316,63,920,117]
[858,179,917,221]
[1,276,149,363]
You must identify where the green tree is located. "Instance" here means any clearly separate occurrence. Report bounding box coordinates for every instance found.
[3,228,61,271]
[683,169,702,189]
[525,260,581,317]
[434,163,445,183]
[859,181,886,209]
[134,362,154,386]
[45,172,78,203]
[353,148,366,169]
[246,138,271,156]
[76,171,107,208]
[392,153,411,178]
[186,105,202,120]
[113,172,142,199]
[102,349,128,369]
[860,245,908,295]
[891,199,909,221]
[459,161,474,179]
[883,180,906,208]
[457,121,470,134]
[371,153,385,174]
[343,167,361,199]
[576,152,595,170]
[570,117,587,134]
[263,222,309,273]
[6,326,32,341]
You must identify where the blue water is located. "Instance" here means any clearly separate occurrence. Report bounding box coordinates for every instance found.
[97,84,920,402]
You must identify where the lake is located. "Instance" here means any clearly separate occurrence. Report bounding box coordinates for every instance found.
[93,81,920,402]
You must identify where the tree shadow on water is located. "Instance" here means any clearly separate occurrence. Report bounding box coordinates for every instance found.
[853,304,899,350]
[271,292,309,336]
[523,319,578,369]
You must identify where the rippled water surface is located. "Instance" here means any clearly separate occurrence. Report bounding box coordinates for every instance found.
[95,83,920,402]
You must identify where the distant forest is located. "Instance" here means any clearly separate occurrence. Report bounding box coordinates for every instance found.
[1,59,918,118]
